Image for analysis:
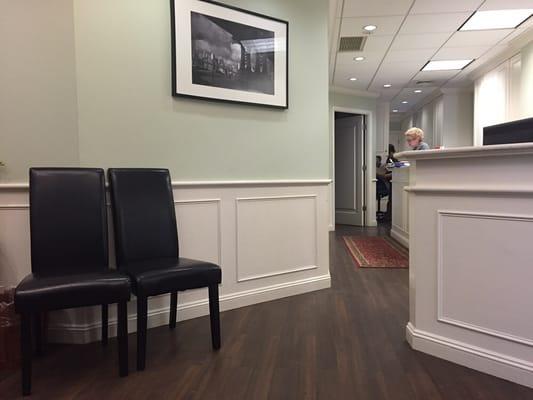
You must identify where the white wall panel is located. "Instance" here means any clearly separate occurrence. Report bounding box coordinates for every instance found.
[236,195,318,282]
[473,52,527,145]
[175,199,221,265]
[438,211,533,346]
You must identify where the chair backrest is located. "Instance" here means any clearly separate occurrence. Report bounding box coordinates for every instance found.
[29,168,109,276]
[108,168,179,268]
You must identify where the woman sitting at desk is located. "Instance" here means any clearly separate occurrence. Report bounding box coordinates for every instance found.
[405,127,430,150]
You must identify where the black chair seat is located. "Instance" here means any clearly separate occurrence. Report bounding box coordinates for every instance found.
[15,271,131,313]
[126,258,221,297]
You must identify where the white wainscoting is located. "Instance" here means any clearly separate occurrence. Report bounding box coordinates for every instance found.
[235,195,318,282]
[437,211,533,347]
[0,180,331,344]
[390,167,410,248]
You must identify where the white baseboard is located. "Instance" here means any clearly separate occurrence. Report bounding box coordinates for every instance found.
[406,322,533,389]
[48,274,331,344]
[391,225,409,248]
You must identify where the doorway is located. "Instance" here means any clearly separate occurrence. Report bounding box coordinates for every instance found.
[334,111,367,226]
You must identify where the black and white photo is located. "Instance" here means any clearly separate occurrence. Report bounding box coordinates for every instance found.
[171,0,288,108]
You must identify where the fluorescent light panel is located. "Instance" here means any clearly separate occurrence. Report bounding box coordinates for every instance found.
[422,59,473,71]
[460,9,532,31]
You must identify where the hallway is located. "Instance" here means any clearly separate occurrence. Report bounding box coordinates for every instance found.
[1,226,532,399]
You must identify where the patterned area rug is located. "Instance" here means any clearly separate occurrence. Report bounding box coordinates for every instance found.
[342,236,409,269]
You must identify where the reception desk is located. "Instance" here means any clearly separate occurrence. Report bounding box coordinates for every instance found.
[390,166,410,248]
[397,143,533,388]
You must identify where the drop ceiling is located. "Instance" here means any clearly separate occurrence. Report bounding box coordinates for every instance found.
[331,0,533,116]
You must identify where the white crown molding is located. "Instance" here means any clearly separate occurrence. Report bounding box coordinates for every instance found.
[330,85,381,99]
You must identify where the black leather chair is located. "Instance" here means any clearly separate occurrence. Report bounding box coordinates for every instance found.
[15,168,131,396]
[107,168,221,371]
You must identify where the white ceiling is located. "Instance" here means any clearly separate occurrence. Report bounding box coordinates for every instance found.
[331,0,533,115]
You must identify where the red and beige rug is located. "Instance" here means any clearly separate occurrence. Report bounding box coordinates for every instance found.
[342,236,409,269]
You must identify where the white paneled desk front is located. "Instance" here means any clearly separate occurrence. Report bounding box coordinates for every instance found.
[396,143,533,389]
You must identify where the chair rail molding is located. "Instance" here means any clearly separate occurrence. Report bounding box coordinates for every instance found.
[0,180,331,344]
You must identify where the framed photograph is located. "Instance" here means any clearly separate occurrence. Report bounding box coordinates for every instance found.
[170,0,289,109]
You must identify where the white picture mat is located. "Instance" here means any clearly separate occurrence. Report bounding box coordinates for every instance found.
[174,0,287,107]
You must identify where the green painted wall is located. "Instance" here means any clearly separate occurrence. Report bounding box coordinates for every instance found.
[329,91,378,112]
[0,0,329,182]
[0,0,79,182]
[74,0,330,181]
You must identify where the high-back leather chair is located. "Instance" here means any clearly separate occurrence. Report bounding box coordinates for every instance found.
[15,168,131,396]
[108,168,221,371]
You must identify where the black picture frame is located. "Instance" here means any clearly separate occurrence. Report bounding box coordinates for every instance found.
[170,0,289,109]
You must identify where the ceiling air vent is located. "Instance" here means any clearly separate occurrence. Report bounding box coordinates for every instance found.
[338,36,366,52]
[416,80,434,86]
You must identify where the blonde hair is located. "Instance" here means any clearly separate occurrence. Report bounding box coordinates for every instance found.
[404,127,424,141]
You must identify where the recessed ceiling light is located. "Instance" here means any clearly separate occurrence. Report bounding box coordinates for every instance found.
[383,84,392,88]
[349,77,357,81]
[392,109,399,113]
[422,59,473,71]
[414,89,422,93]
[460,9,533,31]
[354,56,365,61]
[363,25,377,32]
[402,101,408,104]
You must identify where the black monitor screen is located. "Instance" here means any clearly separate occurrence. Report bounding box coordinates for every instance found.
[483,117,533,145]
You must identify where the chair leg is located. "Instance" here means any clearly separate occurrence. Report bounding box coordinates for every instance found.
[101,304,108,346]
[21,313,32,396]
[169,292,177,329]
[117,302,128,377]
[33,313,42,356]
[136,296,148,371]
[208,285,221,350]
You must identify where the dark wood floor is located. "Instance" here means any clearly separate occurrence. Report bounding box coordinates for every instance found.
[1,225,532,399]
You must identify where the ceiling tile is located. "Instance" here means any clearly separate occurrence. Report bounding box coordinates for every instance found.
[391,33,451,50]
[445,30,513,47]
[342,0,413,18]
[334,64,377,88]
[480,0,533,11]
[385,48,437,63]
[410,0,483,14]
[398,13,471,34]
[362,35,395,52]
[372,61,423,86]
[335,51,383,65]
[332,76,372,91]
[435,45,491,59]
[391,87,442,114]
[340,16,404,37]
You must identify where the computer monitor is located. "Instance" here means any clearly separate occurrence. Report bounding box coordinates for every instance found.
[483,117,533,145]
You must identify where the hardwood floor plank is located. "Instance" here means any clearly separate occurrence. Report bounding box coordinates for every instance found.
[1,224,532,399]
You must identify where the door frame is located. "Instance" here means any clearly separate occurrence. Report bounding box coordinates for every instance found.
[330,106,376,230]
